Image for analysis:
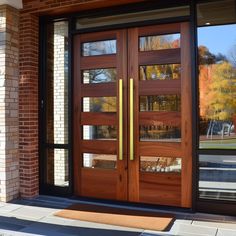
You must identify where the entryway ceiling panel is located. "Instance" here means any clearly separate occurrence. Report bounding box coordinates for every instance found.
[0,0,23,9]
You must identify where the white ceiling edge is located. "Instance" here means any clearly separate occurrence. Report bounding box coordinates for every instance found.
[0,0,23,9]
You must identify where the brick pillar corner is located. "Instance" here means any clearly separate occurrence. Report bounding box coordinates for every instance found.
[0,5,20,202]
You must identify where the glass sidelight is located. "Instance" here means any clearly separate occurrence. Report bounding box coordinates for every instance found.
[197,0,236,210]
[43,20,69,187]
[199,154,236,201]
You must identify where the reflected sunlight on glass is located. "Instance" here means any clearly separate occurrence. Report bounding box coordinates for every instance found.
[140,64,181,80]
[140,95,181,112]
[83,68,116,83]
[140,125,181,142]
[82,39,116,56]
[140,156,181,173]
[83,97,116,112]
[83,125,117,140]
[83,153,117,169]
[139,33,180,51]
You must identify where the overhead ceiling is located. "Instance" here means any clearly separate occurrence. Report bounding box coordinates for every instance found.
[0,0,23,9]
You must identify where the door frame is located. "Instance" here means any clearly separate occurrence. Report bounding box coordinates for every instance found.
[39,0,200,212]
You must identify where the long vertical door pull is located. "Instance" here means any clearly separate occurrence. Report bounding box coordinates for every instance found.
[129,78,134,161]
[119,79,123,161]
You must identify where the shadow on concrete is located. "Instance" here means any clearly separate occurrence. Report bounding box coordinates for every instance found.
[0,215,143,236]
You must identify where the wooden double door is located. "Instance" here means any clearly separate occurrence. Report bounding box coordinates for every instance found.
[74,22,192,207]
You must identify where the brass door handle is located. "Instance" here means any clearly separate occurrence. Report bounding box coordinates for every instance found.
[130,78,134,161]
[119,79,123,161]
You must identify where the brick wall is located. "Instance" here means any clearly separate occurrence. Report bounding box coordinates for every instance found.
[0,5,19,202]
[19,12,39,198]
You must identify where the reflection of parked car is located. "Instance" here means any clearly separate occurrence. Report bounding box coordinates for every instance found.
[207,120,234,139]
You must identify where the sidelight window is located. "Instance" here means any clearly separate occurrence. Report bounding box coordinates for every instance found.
[197,0,236,203]
[43,21,69,187]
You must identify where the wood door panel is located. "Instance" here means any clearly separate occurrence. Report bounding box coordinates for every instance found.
[140,172,181,185]
[80,55,116,69]
[81,112,116,125]
[139,111,181,126]
[138,23,181,36]
[139,48,181,65]
[139,80,181,95]
[81,83,116,97]
[116,29,128,201]
[81,140,117,154]
[81,168,117,200]
[79,30,118,42]
[139,142,182,157]
[128,27,140,202]
[74,29,129,201]
[140,172,181,206]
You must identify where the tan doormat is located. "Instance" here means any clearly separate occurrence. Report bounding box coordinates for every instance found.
[55,203,174,231]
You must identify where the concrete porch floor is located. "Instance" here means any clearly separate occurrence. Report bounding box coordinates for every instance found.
[0,196,235,236]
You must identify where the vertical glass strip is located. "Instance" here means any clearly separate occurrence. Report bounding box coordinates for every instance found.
[46,21,69,145]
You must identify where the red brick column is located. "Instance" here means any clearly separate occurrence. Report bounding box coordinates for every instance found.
[19,13,39,198]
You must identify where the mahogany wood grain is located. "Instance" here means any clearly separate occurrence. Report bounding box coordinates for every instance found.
[81,168,117,200]
[116,29,128,200]
[80,55,116,69]
[81,83,116,97]
[138,23,181,36]
[81,140,117,154]
[79,30,118,42]
[128,27,140,202]
[180,22,192,208]
[140,172,181,186]
[139,142,182,157]
[140,172,181,206]
[139,80,181,95]
[139,48,180,65]
[139,111,181,127]
[81,112,116,125]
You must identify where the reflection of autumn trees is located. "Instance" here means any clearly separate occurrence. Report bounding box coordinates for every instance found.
[139,35,181,140]
[199,46,236,122]
[229,44,236,66]
[140,34,180,51]
[83,40,116,56]
[140,35,181,81]
[140,64,180,80]
[89,96,116,139]
[91,97,116,112]
[208,62,236,120]
[88,68,116,83]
